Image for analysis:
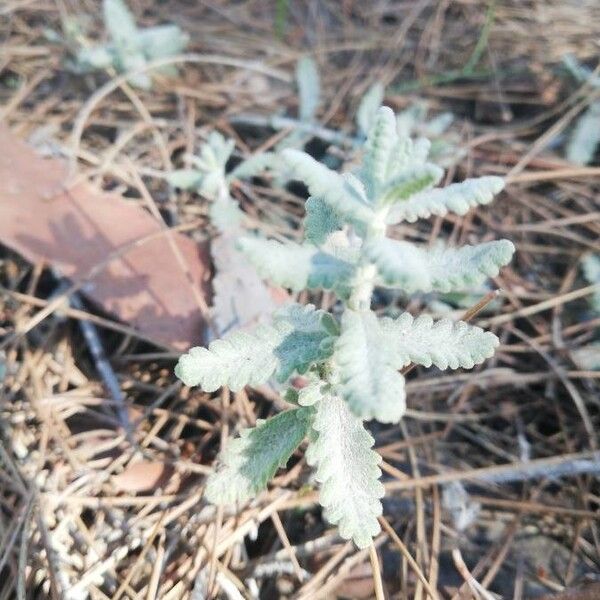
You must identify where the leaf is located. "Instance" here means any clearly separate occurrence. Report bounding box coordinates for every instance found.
[237,236,355,295]
[228,152,281,180]
[387,176,505,223]
[378,163,444,206]
[208,196,244,233]
[281,149,374,225]
[296,56,320,122]
[138,24,189,60]
[175,303,337,390]
[356,82,385,137]
[112,461,172,492]
[166,169,202,190]
[210,231,277,336]
[272,303,338,381]
[571,344,600,371]
[175,324,280,391]
[103,0,139,51]
[335,310,406,423]
[306,394,384,548]
[76,45,115,70]
[304,196,342,245]
[206,408,314,504]
[566,102,600,165]
[365,238,515,293]
[380,312,499,370]
[581,253,600,313]
[363,106,398,194]
[0,124,211,351]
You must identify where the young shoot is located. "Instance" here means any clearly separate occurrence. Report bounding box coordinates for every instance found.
[76,0,188,89]
[175,106,515,548]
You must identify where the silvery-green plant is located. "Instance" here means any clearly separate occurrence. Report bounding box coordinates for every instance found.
[357,82,464,167]
[563,55,600,165]
[167,132,281,336]
[175,107,515,548]
[76,0,188,89]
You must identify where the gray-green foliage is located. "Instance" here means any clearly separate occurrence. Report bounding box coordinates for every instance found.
[166,132,281,336]
[563,55,600,165]
[76,0,188,89]
[356,82,465,166]
[176,106,514,548]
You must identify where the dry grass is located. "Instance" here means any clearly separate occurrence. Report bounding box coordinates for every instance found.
[1,1,599,598]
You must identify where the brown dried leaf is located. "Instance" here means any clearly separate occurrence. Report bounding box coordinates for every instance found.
[112,461,173,493]
[0,125,211,350]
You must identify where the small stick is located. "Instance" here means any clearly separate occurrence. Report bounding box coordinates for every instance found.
[68,290,131,434]
[369,543,386,600]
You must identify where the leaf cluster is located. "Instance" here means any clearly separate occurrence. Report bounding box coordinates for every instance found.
[176,106,515,547]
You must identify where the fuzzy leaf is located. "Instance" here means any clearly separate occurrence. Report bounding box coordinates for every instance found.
[387,176,505,223]
[206,408,313,504]
[176,304,337,390]
[103,0,139,51]
[363,106,398,194]
[296,56,320,122]
[379,163,444,206]
[282,149,373,224]
[567,102,600,166]
[581,253,600,313]
[228,152,281,180]
[76,45,114,69]
[237,236,355,294]
[175,325,280,392]
[356,82,385,137]
[380,312,499,370]
[306,394,384,548]
[335,310,406,423]
[365,238,515,293]
[304,196,342,245]
[138,24,189,60]
[272,303,339,381]
[165,169,203,190]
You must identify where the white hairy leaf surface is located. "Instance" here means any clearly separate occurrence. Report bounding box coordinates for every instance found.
[379,163,444,205]
[356,82,385,137]
[365,238,515,293]
[304,197,342,245]
[335,310,406,423]
[566,102,600,166]
[228,152,281,180]
[138,24,189,60]
[581,253,600,314]
[237,236,355,295]
[363,106,398,195]
[282,149,374,224]
[380,312,499,370]
[77,45,114,70]
[387,176,505,223]
[306,394,384,548]
[296,56,320,122]
[175,304,337,391]
[103,0,139,52]
[206,408,313,504]
[165,169,203,190]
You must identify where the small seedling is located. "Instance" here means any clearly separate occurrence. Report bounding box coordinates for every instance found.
[176,106,515,548]
[167,132,281,336]
[76,0,188,89]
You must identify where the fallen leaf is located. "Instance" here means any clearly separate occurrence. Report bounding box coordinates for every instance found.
[111,461,173,493]
[0,125,211,350]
